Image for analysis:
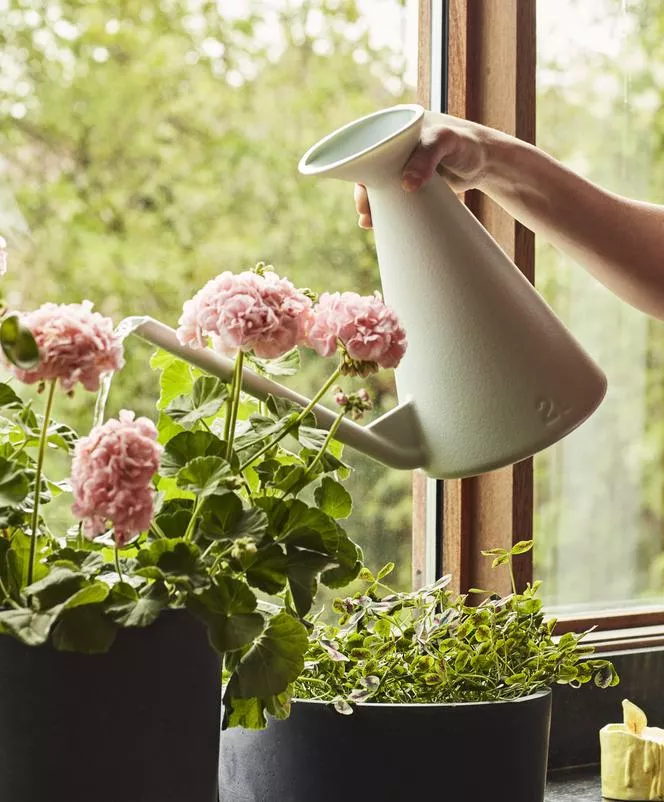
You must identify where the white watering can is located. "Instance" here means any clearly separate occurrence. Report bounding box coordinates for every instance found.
[136,103,606,479]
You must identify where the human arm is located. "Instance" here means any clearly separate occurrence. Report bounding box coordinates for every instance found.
[355,111,664,319]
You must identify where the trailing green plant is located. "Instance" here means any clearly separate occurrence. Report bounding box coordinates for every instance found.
[293,541,619,712]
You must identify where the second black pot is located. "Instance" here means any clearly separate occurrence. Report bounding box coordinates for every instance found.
[220,691,552,802]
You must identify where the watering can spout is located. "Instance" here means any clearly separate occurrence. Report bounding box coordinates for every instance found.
[297,104,607,478]
[134,318,429,472]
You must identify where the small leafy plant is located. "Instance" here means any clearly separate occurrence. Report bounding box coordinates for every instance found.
[293,541,619,712]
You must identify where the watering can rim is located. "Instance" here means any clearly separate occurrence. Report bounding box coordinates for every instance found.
[298,102,425,177]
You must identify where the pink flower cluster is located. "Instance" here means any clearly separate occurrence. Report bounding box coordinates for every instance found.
[307,291,407,371]
[177,269,313,359]
[8,301,124,392]
[71,410,163,547]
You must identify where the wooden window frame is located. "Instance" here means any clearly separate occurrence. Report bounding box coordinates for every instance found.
[413,0,664,649]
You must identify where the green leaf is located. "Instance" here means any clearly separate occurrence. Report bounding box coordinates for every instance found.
[52,605,117,654]
[199,495,268,541]
[377,562,396,581]
[223,696,268,729]
[151,350,198,410]
[0,314,40,370]
[165,376,229,428]
[106,581,167,628]
[491,554,511,568]
[0,384,22,410]
[196,576,258,615]
[225,611,308,698]
[0,608,53,645]
[511,540,534,555]
[161,431,226,477]
[0,457,30,506]
[176,455,236,497]
[250,348,301,377]
[136,539,205,585]
[25,567,85,610]
[63,581,110,610]
[242,544,288,595]
[287,547,332,617]
[205,611,265,653]
[199,493,243,539]
[314,477,352,519]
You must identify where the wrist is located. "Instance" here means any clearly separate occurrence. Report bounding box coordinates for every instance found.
[477,132,534,196]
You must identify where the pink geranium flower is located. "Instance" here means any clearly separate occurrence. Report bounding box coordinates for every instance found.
[308,291,407,372]
[7,301,124,392]
[176,269,313,359]
[71,410,163,547]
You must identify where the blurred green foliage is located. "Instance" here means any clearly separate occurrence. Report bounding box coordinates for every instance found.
[0,0,414,588]
[535,0,664,606]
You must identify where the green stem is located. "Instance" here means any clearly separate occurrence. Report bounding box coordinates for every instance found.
[114,546,124,582]
[226,352,244,459]
[0,573,19,608]
[27,380,57,587]
[150,520,167,540]
[507,556,517,596]
[223,394,233,442]
[240,365,342,472]
[296,410,345,488]
[183,497,203,542]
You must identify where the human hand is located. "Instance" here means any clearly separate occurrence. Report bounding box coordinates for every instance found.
[355,112,495,229]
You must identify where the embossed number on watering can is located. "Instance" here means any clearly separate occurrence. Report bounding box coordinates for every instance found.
[536,397,572,427]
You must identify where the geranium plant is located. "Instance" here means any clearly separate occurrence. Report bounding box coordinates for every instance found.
[293,541,619,711]
[0,248,407,726]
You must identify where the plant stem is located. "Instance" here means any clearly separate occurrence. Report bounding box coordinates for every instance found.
[183,497,203,542]
[223,394,232,442]
[226,351,244,459]
[114,545,124,582]
[240,365,342,471]
[27,379,57,586]
[150,520,167,540]
[301,410,344,483]
[507,555,517,596]
[0,573,19,609]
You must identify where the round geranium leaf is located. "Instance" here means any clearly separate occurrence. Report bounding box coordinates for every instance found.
[0,314,40,370]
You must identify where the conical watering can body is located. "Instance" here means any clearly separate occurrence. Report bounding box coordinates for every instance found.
[298,104,607,478]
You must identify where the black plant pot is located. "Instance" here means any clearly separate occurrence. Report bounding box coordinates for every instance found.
[219,691,552,802]
[0,609,221,802]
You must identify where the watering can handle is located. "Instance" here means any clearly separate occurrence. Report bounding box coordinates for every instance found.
[134,318,428,472]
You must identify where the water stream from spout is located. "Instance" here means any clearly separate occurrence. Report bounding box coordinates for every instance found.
[92,316,151,428]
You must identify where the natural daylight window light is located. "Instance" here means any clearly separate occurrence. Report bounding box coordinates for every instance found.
[0,0,419,590]
[534,0,664,612]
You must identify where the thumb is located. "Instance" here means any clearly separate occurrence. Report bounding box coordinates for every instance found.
[401,127,460,192]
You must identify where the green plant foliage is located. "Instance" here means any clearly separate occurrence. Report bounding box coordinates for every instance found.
[293,542,619,709]
[0,323,368,726]
[0,0,414,590]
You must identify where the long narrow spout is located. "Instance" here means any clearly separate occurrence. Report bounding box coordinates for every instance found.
[134,318,428,472]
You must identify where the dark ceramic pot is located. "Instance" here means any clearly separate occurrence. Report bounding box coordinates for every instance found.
[0,610,221,802]
[219,690,552,802]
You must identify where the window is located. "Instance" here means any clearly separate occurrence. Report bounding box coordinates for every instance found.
[0,0,419,588]
[534,0,664,613]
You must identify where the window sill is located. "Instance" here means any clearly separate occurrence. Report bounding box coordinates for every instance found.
[546,766,599,800]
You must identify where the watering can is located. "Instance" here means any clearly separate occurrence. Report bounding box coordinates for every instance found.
[135,103,606,479]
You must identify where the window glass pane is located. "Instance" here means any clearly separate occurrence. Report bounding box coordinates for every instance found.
[0,0,418,589]
[534,0,663,609]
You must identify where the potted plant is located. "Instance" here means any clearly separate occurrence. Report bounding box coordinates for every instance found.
[219,542,619,802]
[0,252,405,802]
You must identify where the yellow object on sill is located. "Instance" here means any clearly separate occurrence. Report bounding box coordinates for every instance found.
[601,700,664,800]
